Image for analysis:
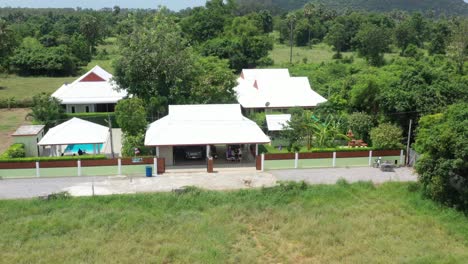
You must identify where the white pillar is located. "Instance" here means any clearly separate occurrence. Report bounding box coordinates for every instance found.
[399,149,404,165]
[118,158,122,175]
[153,157,158,176]
[369,150,373,166]
[155,146,160,157]
[332,152,336,168]
[93,144,97,155]
[36,162,40,177]
[77,160,81,176]
[255,144,259,156]
[206,145,211,158]
[294,152,298,169]
[261,153,265,172]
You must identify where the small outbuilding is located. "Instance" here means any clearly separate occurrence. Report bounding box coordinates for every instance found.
[38,118,109,156]
[145,104,270,166]
[11,125,45,157]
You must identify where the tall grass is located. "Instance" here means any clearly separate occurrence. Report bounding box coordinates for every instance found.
[0,182,467,263]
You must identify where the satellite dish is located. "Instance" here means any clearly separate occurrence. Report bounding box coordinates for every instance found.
[265,102,270,107]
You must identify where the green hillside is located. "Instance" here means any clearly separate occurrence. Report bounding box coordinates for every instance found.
[237,0,468,15]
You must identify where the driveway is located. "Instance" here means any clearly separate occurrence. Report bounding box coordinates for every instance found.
[0,167,417,199]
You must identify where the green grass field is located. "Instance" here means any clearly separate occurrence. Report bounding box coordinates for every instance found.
[0,182,467,263]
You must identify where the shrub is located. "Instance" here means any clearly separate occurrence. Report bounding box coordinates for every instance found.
[65,112,118,128]
[0,144,26,159]
[370,123,404,149]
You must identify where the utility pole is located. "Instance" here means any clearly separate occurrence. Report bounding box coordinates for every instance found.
[106,113,115,159]
[406,119,412,166]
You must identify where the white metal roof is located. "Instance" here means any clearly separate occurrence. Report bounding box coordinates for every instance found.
[145,104,270,146]
[235,76,327,109]
[52,65,127,104]
[266,114,291,131]
[240,68,290,81]
[12,125,45,136]
[38,118,109,146]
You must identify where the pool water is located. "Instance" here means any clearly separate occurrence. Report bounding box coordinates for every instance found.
[65,144,104,154]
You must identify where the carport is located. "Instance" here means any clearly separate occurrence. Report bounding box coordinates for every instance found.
[145,104,270,171]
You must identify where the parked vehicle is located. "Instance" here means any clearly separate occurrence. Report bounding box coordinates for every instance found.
[184,147,203,160]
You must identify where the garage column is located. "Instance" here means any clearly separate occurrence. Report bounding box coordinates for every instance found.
[255,144,258,156]
[206,145,211,158]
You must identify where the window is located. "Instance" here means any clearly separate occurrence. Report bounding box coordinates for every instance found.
[71,106,75,113]
[86,106,90,113]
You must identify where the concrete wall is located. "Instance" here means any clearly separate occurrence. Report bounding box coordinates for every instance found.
[13,130,44,157]
[158,146,173,166]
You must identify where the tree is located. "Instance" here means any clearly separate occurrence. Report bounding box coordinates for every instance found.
[414,103,468,211]
[80,14,104,54]
[114,10,193,105]
[353,23,391,66]
[286,13,297,64]
[283,108,315,150]
[189,56,237,104]
[428,21,450,55]
[395,20,418,52]
[347,112,374,143]
[121,134,150,157]
[448,19,468,74]
[370,123,404,149]
[115,98,148,136]
[303,3,315,47]
[324,22,346,58]
[0,19,18,71]
[68,33,91,65]
[28,93,64,128]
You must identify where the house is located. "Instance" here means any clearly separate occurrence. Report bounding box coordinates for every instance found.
[52,65,127,113]
[234,68,327,113]
[11,125,45,157]
[145,104,270,166]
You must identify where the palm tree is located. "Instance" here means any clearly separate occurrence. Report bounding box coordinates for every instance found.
[303,3,315,48]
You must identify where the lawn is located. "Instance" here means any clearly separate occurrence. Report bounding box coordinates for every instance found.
[0,182,467,263]
[0,38,118,100]
[0,108,31,153]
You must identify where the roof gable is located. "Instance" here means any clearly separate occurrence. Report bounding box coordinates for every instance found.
[80,72,106,82]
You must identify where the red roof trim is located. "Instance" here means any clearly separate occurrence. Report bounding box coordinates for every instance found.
[80,72,105,82]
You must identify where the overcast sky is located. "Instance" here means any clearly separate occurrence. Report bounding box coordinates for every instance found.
[0,0,208,10]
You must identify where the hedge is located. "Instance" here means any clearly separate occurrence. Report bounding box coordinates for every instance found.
[65,112,118,128]
[0,154,107,163]
[0,97,34,108]
[259,144,399,154]
[0,144,26,159]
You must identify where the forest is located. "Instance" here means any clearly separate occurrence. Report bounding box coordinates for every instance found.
[0,1,467,209]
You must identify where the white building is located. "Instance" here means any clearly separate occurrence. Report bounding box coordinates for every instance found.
[234,68,327,113]
[145,104,270,166]
[52,65,127,113]
[11,125,45,157]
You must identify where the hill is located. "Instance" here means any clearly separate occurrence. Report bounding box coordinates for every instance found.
[237,0,468,16]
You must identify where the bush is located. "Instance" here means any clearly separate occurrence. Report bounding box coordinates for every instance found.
[0,154,107,163]
[259,144,392,154]
[65,112,118,128]
[0,144,26,158]
[0,97,34,108]
[370,123,404,149]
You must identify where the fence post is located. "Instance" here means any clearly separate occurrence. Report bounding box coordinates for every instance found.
[369,150,373,167]
[332,152,336,168]
[154,157,158,176]
[400,149,404,165]
[261,153,265,172]
[294,152,298,169]
[118,158,122,175]
[35,161,40,177]
[77,160,81,176]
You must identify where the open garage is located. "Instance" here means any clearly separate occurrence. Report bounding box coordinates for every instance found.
[145,104,270,170]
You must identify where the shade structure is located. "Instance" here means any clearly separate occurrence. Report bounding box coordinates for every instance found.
[52,65,127,104]
[235,68,327,109]
[266,114,291,131]
[145,104,270,146]
[38,118,109,146]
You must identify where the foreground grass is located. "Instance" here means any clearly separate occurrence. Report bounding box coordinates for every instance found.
[0,182,467,263]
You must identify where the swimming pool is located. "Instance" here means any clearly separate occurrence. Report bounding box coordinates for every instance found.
[65,144,104,154]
